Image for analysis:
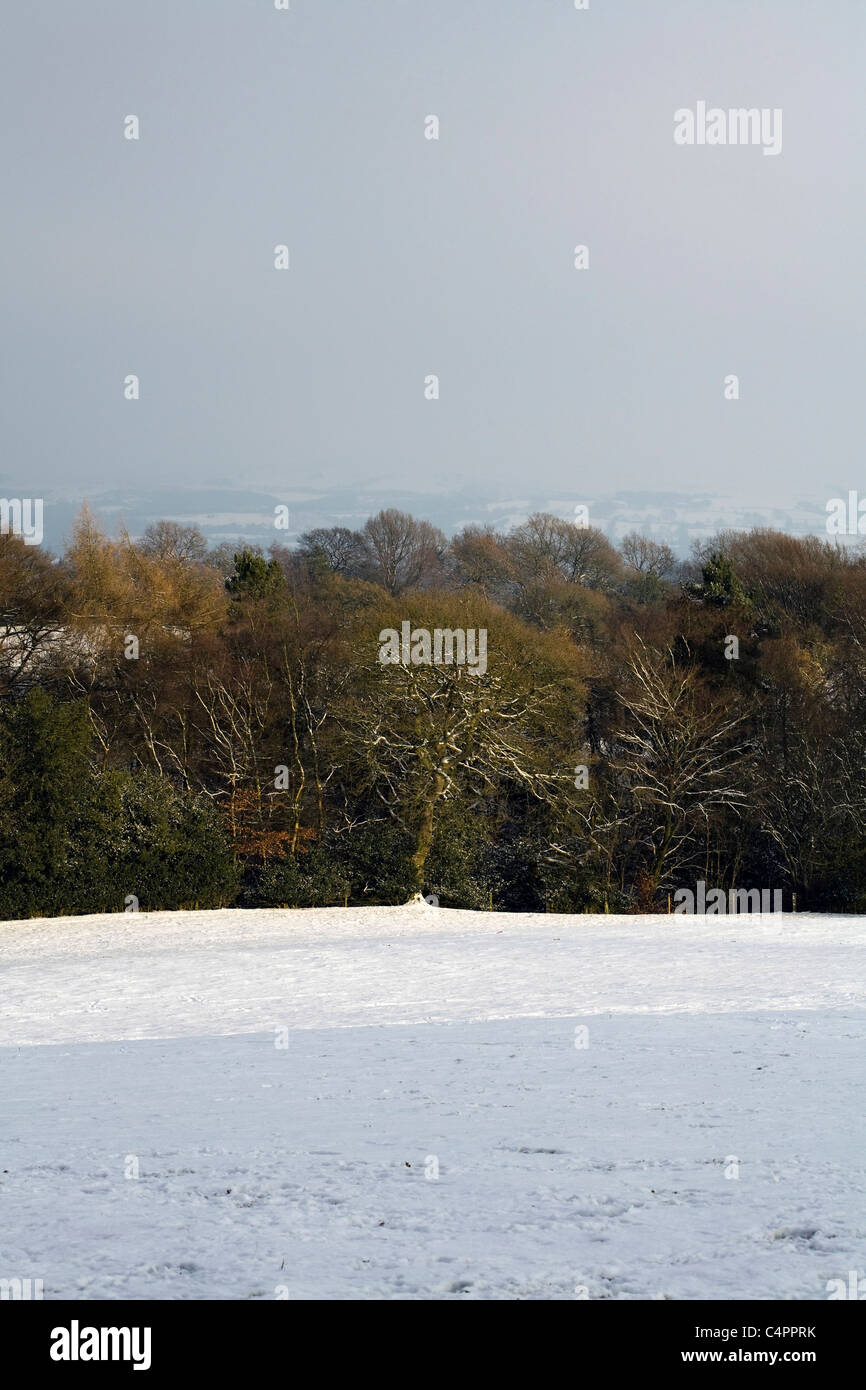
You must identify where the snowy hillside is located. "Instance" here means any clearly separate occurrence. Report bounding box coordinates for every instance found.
[2,904,864,1300]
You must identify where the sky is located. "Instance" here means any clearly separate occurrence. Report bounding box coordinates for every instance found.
[1,0,863,521]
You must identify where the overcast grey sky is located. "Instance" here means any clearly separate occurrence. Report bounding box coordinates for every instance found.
[1,0,863,510]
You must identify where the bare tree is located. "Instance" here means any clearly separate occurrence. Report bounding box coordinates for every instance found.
[507,514,621,589]
[360,510,446,595]
[188,660,274,843]
[620,531,676,579]
[607,641,750,894]
[297,526,365,577]
[139,520,208,564]
[335,605,582,891]
[449,525,514,598]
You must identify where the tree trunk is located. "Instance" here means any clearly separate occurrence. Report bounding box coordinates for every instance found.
[411,774,444,889]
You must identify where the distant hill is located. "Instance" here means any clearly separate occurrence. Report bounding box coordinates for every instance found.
[1,479,848,557]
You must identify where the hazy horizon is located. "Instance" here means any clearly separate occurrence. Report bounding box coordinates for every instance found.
[2,1,863,529]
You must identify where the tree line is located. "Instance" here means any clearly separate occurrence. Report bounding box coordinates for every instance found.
[1,504,864,918]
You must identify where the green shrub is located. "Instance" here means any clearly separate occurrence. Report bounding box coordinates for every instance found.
[243,842,351,908]
[0,691,239,918]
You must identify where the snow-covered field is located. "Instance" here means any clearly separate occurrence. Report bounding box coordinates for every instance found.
[1,904,864,1300]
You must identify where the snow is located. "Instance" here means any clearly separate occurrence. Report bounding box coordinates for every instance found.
[1,904,864,1299]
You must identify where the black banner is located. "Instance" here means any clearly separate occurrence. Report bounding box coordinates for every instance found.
[6,1299,860,1376]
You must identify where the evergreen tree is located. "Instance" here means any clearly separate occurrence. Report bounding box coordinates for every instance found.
[226,549,285,598]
